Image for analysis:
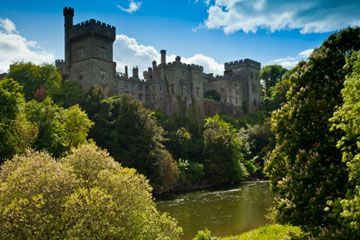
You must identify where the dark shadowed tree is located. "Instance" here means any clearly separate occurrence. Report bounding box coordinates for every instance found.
[265,27,360,237]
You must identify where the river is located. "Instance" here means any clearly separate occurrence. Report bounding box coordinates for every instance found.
[156,181,273,239]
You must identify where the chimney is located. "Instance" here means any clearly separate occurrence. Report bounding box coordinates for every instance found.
[160,50,166,65]
[125,66,128,78]
[132,66,139,79]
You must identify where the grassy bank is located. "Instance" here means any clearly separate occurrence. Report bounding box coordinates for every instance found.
[193,224,303,240]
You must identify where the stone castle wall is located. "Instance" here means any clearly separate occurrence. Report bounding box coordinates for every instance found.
[56,7,261,118]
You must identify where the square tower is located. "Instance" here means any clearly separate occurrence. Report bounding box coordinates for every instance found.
[58,7,117,94]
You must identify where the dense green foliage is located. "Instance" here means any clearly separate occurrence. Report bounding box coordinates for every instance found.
[203,115,254,184]
[0,144,182,239]
[0,78,37,161]
[82,92,179,193]
[204,89,221,101]
[7,63,61,101]
[26,97,93,157]
[260,64,288,98]
[52,80,85,108]
[330,51,360,234]
[265,27,360,237]
[0,76,92,162]
[192,228,212,240]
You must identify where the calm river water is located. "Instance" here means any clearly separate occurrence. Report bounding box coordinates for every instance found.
[156,181,273,239]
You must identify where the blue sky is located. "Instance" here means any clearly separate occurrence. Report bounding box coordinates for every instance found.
[0,0,359,76]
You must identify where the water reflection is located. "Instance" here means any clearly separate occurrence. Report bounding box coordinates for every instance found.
[156,181,273,240]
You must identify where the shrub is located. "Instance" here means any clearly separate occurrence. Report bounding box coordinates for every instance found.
[0,143,182,239]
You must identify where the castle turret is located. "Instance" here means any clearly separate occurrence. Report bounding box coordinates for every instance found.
[161,50,166,65]
[63,7,74,64]
[132,66,139,79]
[125,66,128,78]
[175,56,181,62]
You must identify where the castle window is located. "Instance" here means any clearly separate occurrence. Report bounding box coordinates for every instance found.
[78,48,84,59]
[170,85,174,95]
[138,85,142,91]
[182,86,187,95]
[100,47,106,58]
[100,70,106,81]
[160,85,163,91]
[132,83,135,89]
[78,72,83,81]
[251,72,254,79]
[138,94,143,100]
[196,87,200,97]
[235,98,238,104]
[125,83,128,89]
[152,95,155,101]
[145,86,149,91]
[160,97,163,101]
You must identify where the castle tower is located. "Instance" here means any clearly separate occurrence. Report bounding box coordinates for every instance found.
[63,7,74,64]
[59,7,117,94]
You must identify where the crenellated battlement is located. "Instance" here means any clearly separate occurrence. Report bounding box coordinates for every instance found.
[166,61,204,72]
[70,19,116,41]
[55,59,65,64]
[224,58,261,70]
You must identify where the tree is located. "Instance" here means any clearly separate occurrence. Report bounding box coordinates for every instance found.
[260,64,288,98]
[265,27,360,236]
[84,94,178,193]
[330,51,360,236]
[0,78,37,162]
[25,97,92,157]
[52,80,85,108]
[204,90,221,102]
[7,63,61,101]
[0,144,182,239]
[203,114,252,185]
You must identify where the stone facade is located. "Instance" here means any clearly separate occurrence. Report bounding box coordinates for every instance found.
[56,7,261,117]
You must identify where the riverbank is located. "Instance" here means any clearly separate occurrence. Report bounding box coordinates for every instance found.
[156,178,267,199]
[194,224,303,240]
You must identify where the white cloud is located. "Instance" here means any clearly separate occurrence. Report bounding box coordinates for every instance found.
[114,34,224,78]
[201,0,360,34]
[268,48,314,69]
[0,18,55,73]
[0,18,16,33]
[118,0,142,14]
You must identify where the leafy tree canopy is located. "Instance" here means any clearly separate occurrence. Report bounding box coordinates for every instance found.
[7,62,61,101]
[0,144,182,239]
[84,93,178,193]
[265,27,360,237]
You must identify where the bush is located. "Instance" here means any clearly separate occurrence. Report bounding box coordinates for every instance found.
[0,143,182,239]
[193,228,212,240]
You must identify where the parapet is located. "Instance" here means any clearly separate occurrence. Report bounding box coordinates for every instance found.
[63,7,74,17]
[70,19,116,41]
[167,61,204,72]
[224,58,261,70]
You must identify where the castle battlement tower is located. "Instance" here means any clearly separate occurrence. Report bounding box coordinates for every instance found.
[57,7,118,95]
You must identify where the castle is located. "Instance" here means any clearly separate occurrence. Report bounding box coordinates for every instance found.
[56,7,261,117]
